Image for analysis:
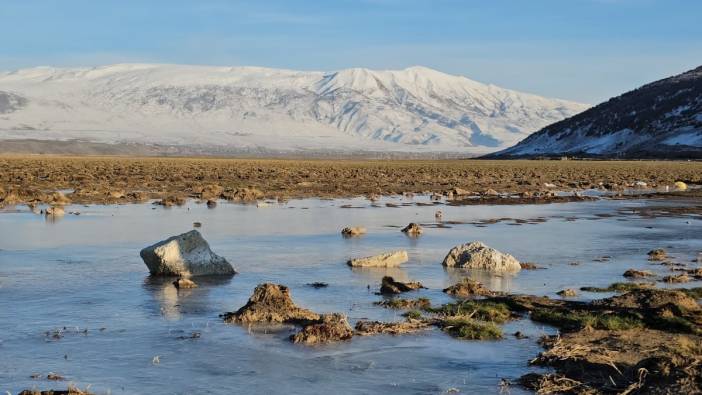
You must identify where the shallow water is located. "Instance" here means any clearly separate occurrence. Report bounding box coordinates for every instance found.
[1,195,701,394]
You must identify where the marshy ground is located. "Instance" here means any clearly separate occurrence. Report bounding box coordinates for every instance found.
[2,156,702,394]
[1,156,701,206]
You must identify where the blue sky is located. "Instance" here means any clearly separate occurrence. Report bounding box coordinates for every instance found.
[1,0,701,103]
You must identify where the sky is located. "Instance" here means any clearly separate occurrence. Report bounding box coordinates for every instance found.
[1,0,701,103]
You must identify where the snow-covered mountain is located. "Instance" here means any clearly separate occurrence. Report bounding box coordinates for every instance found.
[0,64,587,155]
[494,65,702,158]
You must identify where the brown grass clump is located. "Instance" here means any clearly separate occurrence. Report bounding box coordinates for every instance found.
[375,297,431,310]
[525,329,702,394]
[354,319,431,336]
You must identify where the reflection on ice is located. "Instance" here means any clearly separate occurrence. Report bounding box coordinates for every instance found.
[143,275,233,320]
[444,267,516,294]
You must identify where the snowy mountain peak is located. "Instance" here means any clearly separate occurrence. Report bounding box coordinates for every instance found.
[0,63,588,155]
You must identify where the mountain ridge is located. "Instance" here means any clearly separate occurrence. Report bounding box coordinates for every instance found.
[0,63,587,155]
[492,65,702,159]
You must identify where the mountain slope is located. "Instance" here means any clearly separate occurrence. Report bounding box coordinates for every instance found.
[0,64,587,155]
[493,65,702,158]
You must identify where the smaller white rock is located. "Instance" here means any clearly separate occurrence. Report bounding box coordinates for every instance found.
[442,242,521,273]
[347,250,409,268]
[140,230,235,277]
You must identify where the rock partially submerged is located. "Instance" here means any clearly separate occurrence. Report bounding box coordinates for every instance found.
[347,250,408,268]
[222,283,320,324]
[44,206,65,217]
[623,268,655,278]
[648,248,668,261]
[173,278,198,289]
[401,222,423,236]
[379,276,425,294]
[441,242,521,273]
[519,262,542,270]
[341,226,367,237]
[140,230,235,277]
[291,313,354,345]
[443,278,496,298]
[556,289,577,297]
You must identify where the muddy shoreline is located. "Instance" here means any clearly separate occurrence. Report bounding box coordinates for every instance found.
[1,156,701,207]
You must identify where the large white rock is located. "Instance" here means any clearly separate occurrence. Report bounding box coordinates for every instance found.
[347,250,409,268]
[140,230,235,276]
[441,242,521,273]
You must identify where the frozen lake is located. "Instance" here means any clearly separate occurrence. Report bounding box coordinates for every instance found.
[1,195,701,394]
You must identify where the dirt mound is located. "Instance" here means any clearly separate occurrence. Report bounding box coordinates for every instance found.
[291,313,353,345]
[379,276,425,294]
[222,283,320,324]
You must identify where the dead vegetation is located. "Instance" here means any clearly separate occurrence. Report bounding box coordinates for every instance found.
[2,156,701,206]
[526,330,702,394]
[375,297,431,310]
[354,319,431,336]
[508,288,702,393]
